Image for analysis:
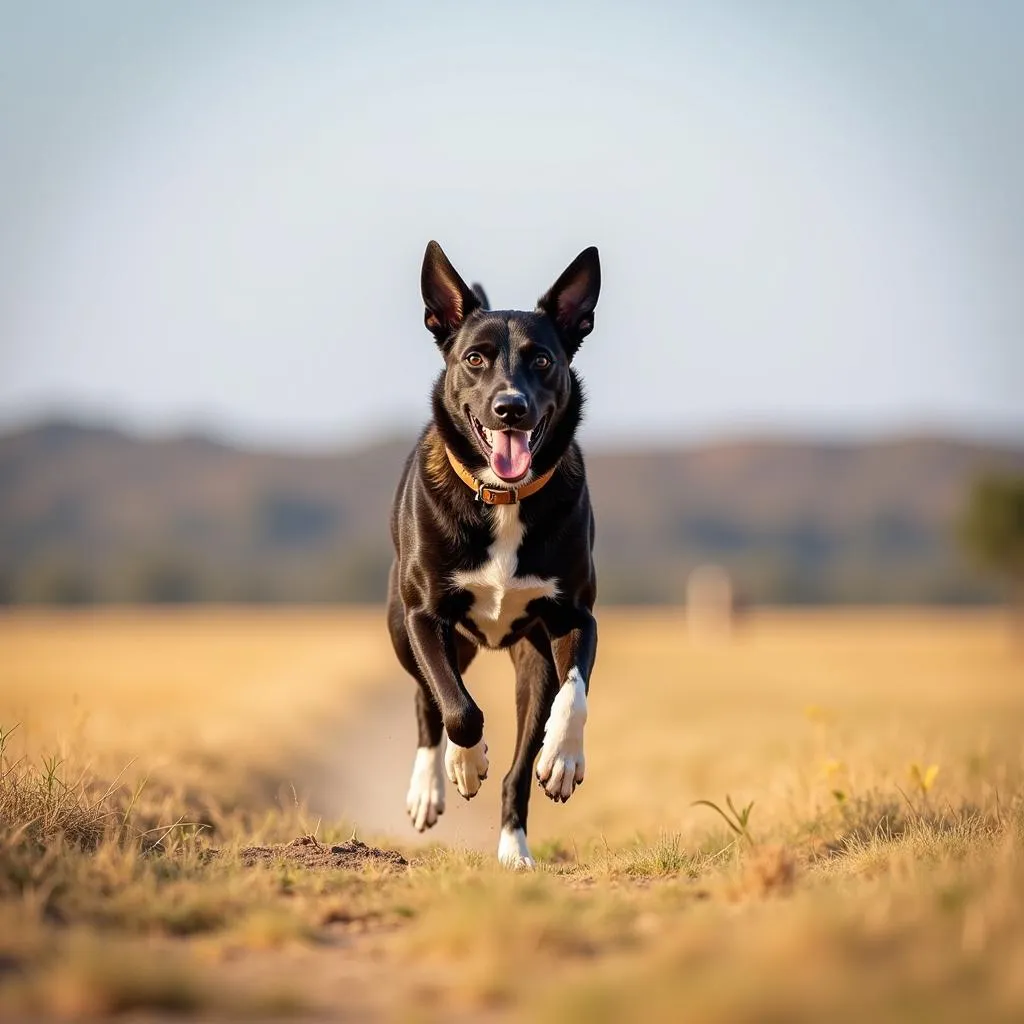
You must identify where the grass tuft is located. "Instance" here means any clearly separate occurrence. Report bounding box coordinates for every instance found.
[0,724,126,850]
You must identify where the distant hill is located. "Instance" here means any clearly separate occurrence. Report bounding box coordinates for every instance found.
[1,419,1021,605]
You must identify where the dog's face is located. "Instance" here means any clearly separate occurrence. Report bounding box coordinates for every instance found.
[422,242,600,484]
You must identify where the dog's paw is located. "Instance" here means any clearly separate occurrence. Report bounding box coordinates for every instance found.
[406,746,445,831]
[444,738,488,799]
[536,668,587,802]
[498,827,536,871]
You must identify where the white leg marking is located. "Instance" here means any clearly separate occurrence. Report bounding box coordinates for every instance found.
[406,746,445,831]
[536,667,587,802]
[498,826,536,870]
[444,737,489,799]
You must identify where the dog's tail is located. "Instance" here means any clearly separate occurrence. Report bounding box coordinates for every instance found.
[471,283,490,309]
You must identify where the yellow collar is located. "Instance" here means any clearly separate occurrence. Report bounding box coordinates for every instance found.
[444,447,557,505]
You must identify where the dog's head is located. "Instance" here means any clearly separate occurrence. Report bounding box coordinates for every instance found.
[422,241,600,485]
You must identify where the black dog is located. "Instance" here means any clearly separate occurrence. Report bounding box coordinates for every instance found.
[386,241,601,868]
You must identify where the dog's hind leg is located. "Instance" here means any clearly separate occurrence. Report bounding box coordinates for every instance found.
[389,598,482,830]
[442,634,488,801]
[406,687,445,832]
[402,609,489,801]
[499,626,559,869]
[388,598,446,831]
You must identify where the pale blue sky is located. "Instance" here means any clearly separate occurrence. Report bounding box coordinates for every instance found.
[1,1,1021,447]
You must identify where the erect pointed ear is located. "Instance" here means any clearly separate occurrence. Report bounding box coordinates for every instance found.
[421,241,481,346]
[470,282,490,309]
[537,246,600,359]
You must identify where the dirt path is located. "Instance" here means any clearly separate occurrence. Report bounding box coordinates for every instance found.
[309,672,503,853]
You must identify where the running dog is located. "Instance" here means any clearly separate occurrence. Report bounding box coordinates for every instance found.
[387,240,600,868]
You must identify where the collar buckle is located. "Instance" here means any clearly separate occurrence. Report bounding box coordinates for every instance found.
[476,483,518,505]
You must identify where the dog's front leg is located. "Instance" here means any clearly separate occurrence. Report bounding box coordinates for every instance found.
[406,611,489,799]
[537,608,597,802]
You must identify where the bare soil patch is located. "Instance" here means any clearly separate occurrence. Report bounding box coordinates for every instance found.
[237,834,408,870]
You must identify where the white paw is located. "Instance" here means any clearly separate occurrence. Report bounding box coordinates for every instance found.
[444,737,489,799]
[406,746,445,831]
[498,827,536,870]
[536,667,587,802]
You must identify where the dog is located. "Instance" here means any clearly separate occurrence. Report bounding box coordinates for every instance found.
[386,240,601,869]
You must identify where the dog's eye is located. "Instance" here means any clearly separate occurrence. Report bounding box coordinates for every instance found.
[533,353,552,370]
[464,352,485,368]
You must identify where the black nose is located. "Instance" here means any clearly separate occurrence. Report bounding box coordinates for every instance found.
[492,391,529,425]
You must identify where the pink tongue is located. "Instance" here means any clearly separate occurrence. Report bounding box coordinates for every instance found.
[490,430,532,482]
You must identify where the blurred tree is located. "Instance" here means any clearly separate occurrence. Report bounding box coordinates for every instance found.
[126,553,204,604]
[959,475,1024,617]
[323,545,392,603]
[17,558,96,605]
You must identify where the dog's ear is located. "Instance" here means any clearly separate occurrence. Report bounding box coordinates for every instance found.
[537,246,600,359]
[421,241,481,346]
[471,283,490,309]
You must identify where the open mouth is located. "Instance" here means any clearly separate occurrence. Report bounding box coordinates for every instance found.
[467,409,550,484]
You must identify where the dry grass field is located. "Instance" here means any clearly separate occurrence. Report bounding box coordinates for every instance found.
[1,607,1023,1021]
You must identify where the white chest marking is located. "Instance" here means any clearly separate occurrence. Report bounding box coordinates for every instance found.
[453,505,559,647]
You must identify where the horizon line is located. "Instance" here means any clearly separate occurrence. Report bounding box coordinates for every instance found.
[2,412,1022,458]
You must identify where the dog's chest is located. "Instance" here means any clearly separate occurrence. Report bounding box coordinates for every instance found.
[452,505,559,647]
